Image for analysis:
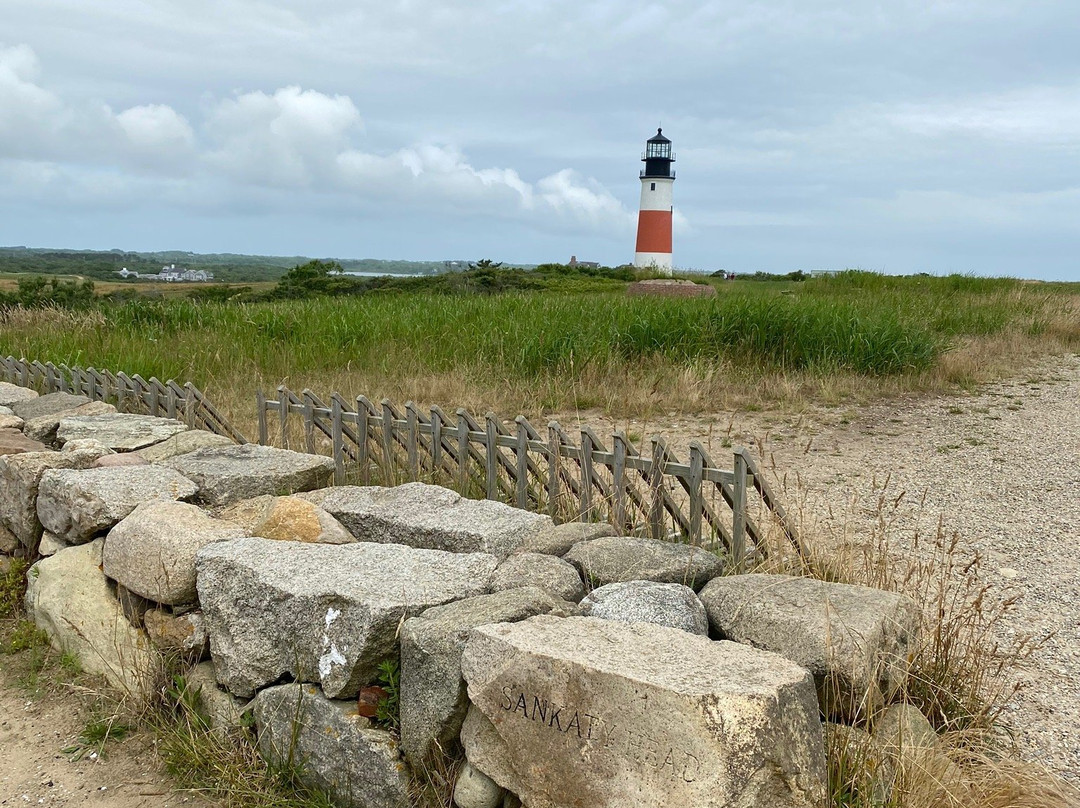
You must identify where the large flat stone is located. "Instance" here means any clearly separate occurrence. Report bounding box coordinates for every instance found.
[579,580,708,635]
[36,465,198,544]
[10,391,89,421]
[57,413,190,451]
[23,401,117,445]
[137,430,235,462]
[563,536,723,590]
[24,540,154,695]
[162,444,334,506]
[399,587,569,768]
[102,500,247,605]
[461,616,826,808]
[195,537,498,698]
[698,574,921,716]
[0,428,46,456]
[0,382,39,408]
[315,483,552,559]
[0,448,107,549]
[251,683,410,808]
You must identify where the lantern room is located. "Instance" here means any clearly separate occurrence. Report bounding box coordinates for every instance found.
[641,128,675,179]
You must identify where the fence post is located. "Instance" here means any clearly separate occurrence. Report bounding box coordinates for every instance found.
[456,410,470,495]
[484,414,499,501]
[687,443,704,546]
[613,433,627,533]
[579,429,594,523]
[183,383,197,428]
[356,397,370,485]
[381,400,396,484]
[166,385,178,419]
[277,385,289,448]
[255,390,268,445]
[302,391,316,453]
[547,423,561,520]
[430,407,443,479]
[147,378,160,416]
[406,403,420,480]
[514,417,529,509]
[116,372,130,412]
[732,450,748,569]
[331,397,345,484]
[648,439,665,541]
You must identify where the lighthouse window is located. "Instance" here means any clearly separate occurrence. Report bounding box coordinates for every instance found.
[650,182,656,190]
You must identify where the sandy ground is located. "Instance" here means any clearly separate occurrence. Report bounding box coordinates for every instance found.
[0,663,213,807]
[566,351,1080,783]
[2,353,1078,798]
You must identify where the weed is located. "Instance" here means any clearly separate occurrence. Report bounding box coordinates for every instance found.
[152,669,337,808]
[0,556,29,618]
[374,658,401,733]
[2,619,47,653]
[59,650,83,675]
[62,712,132,761]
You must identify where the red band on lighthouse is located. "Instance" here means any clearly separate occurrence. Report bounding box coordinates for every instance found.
[635,210,672,254]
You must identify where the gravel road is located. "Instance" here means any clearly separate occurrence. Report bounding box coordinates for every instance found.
[575,351,1080,783]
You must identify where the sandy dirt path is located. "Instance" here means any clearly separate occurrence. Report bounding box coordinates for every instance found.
[0,663,213,807]
[565,352,1080,782]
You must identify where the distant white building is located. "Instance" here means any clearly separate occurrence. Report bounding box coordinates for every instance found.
[115,263,213,282]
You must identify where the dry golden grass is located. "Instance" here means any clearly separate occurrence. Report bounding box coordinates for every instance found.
[750,467,1079,808]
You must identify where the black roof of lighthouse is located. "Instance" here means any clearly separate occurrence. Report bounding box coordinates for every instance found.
[647,128,671,144]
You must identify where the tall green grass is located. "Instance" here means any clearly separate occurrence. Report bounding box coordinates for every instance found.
[1,288,941,378]
[0,272,1076,418]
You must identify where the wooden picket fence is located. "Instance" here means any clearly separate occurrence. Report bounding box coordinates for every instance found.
[0,356,246,444]
[257,386,804,565]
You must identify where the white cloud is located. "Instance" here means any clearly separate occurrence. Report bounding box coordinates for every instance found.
[114,103,195,162]
[0,44,68,151]
[0,46,634,238]
[204,86,362,186]
[534,169,634,231]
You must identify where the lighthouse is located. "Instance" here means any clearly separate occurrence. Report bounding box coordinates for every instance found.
[633,128,675,274]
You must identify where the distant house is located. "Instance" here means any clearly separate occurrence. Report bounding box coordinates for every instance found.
[114,263,213,282]
[568,255,600,269]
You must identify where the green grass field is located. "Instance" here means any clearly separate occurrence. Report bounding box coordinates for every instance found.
[1,271,1077,430]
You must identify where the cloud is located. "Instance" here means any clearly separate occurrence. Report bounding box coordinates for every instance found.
[0,44,68,153]
[0,47,635,239]
[113,103,195,166]
[205,85,362,186]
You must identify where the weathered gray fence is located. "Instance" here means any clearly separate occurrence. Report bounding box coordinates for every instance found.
[1,356,246,444]
[257,386,803,565]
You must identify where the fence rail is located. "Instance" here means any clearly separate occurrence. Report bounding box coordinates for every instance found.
[0,356,246,444]
[257,386,803,565]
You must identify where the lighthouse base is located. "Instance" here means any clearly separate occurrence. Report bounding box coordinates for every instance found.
[633,252,673,275]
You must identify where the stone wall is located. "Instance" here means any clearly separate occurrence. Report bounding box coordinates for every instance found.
[1,382,926,808]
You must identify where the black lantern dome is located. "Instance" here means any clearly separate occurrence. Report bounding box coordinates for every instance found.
[641,128,675,179]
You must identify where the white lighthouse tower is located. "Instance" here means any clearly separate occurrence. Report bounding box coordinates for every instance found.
[633,128,675,274]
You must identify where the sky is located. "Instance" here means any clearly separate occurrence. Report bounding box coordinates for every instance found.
[1,1,1079,279]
